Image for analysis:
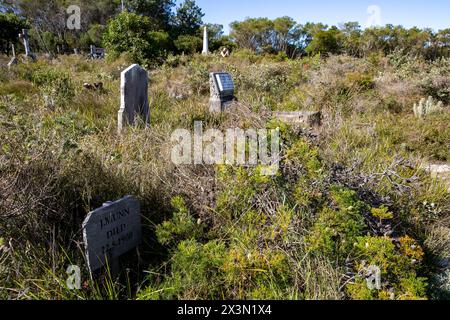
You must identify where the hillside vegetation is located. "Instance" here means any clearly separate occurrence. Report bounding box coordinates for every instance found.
[0,50,449,300]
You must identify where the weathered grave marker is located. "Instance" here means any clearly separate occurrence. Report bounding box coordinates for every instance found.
[209,72,235,113]
[220,47,230,58]
[118,64,150,133]
[273,111,322,127]
[82,196,142,274]
[90,45,105,59]
[202,26,209,55]
[7,44,18,69]
[19,29,35,61]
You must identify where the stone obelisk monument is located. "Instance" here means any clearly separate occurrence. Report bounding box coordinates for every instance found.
[202,26,209,55]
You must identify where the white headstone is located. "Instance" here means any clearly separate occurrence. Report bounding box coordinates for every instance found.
[209,72,235,113]
[202,26,209,55]
[82,196,142,273]
[118,64,150,134]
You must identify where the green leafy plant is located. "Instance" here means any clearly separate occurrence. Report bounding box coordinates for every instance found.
[31,67,74,108]
[347,236,427,300]
[371,205,394,221]
[306,187,367,257]
[103,12,170,67]
[156,196,204,246]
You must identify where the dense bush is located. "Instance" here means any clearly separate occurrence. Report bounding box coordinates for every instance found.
[174,35,202,54]
[103,12,170,67]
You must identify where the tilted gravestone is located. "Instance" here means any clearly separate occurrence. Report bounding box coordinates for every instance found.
[118,64,150,134]
[209,72,235,113]
[82,196,142,273]
[7,44,18,69]
[18,29,35,61]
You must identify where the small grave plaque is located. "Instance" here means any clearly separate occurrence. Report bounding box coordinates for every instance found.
[215,73,234,96]
[209,72,235,113]
[82,196,142,273]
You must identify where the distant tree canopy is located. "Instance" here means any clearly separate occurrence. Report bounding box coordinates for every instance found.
[174,34,202,54]
[174,0,204,36]
[2,0,219,62]
[230,17,450,59]
[126,0,175,30]
[1,1,450,63]
[305,26,342,56]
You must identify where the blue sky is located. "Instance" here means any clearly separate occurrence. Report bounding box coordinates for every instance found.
[177,0,450,34]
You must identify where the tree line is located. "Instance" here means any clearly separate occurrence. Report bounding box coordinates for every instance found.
[0,0,229,59]
[1,0,450,65]
[230,17,450,60]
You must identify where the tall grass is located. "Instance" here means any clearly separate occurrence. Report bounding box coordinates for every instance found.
[0,52,449,300]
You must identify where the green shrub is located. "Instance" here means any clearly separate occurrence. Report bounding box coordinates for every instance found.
[138,239,226,300]
[156,196,204,246]
[103,12,170,67]
[231,49,263,64]
[306,187,367,257]
[345,71,374,90]
[347,236,427,300]
[371,205,394,221]
[174,35,202,54]
[31,67,75,107]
